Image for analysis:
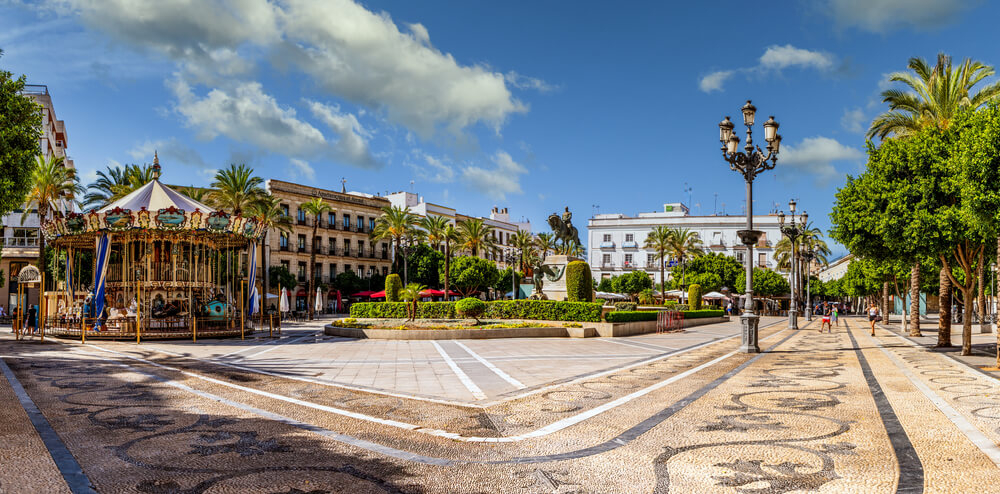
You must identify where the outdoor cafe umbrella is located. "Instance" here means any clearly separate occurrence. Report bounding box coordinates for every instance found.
[315,287,323,312]
[279,288,290,313]
[702,291,727,299]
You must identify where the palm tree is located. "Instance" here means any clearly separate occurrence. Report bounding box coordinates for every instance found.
[174,185,211,204]
[249,195,292,311]
[456,218,495,257]
[371,205,419,274]
[442,223,459,298]
[301,197,333,321]
[23,155,81,274]
[419,215,450,251]
[554,241,586,257]
[83,163,155,209]
[511,230,535,273]
[535,233,557,261]
[644,226,673,297]
[210,164,264,215]
[667,228,704,298]
[399,283,427,321]
[868,53,1000,342]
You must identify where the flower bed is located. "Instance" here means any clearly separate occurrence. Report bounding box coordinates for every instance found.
[337,317,555,331]
[350,300,603,322]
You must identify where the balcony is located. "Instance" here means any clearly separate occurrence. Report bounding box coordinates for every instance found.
[599,241,615,249]
[622,261,636,270]
[622,241,638,249]
[279,245,290,252]
[313,245,324,254]
[326,222,337,230]
[2,237,39,247]
[710,241,726,250]
[600,261,615,270]
[296,218,308,226]
[328,246,337,256]
[381,252,389,260]
[297,246,306,253]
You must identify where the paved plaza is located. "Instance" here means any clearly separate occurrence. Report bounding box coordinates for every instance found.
[3,316,1000,492]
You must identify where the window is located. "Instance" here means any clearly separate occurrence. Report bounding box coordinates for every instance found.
[647,253,655,265]
[712,232,722,245]
[329,264,337,279]
[280,260,290,271]
[314,263,322,280]
[343,241,350,256]
[759,253,767,267]
[344,264,351,275]
[356,215,364,230]
[297,208,306,222]
[281,204,289,216]
[381,266,388,276]
[357,240,365,256]
[343,214,350,228]
[381,243,388,259]
[357,266,364,277]
[369,218,376,231]
[279,232,288,248]
[603,234,612,242]
[624,254,633,266]
[625,233,634,242]
[602,253,611,265]
[328,212,336,226]
[736,252,745,262]
[297,234,306,251]
[297,262,306,282]
[313,236,322,252]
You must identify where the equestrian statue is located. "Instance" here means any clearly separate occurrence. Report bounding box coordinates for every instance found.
[547,207,581,247]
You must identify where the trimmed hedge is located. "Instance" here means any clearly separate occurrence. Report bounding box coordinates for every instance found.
[349,300,603,322]
[683,309,725,319]
[565,261,593,302]
[613,302,637,311]
[688,283,702,310]
[605,311,658,322]
[385,274,402,302]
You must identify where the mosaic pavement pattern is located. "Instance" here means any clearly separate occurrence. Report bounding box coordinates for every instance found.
[3,317,1000,493]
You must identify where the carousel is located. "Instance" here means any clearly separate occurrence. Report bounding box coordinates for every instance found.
[37,162,266,341]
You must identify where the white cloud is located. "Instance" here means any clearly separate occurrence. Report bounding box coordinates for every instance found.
[699,70,734,93]
[759,45,834,71]
[307,100,381,169]
[699,45,836,93]
[128,137,210,169]
[406,152,455,183]
[504,71,558,92]
[170,78,327,157]
[841,107,867,133]
[826,0,971,33]
[461,151,527,200]
[289,158,315,181]
[780,136,864,185]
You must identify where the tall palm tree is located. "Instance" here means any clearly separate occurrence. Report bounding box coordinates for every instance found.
[23,155,81,274]
[174,185,211,204]
[667,228,704,295]
[83,163,155,209]
[535,233,557,261]
[419,215,450,251]
[301,197,333,320]
[555,241,586,257]
[511,229,535,273]
[868,53,1000,341]
[371,206,419,274]
[210,164,264,215]
[456,218,495,257]
[644,226,673,296]
[249,195,292,310]
[442,223,459,298]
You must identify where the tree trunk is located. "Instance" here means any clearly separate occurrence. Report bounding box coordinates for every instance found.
[882,281,890,325]
[938,265,952,347]
[659,249,665,298]
[978,249,988,333]
[260,234,268,315]
[909,262,921,336]
[444,241,451,298]
[308,221,318,320]
[963,285,975,356]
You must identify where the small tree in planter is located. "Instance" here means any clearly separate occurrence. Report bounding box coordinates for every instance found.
[456,297,487,325]
[399,283,426,321]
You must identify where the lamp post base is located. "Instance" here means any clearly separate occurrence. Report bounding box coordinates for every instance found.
[740,313,760,353]
[806,307,812,322]
[788,309,798,330]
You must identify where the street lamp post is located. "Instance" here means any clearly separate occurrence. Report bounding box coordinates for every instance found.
[504,249,521,300]
[801,244,815,321]
[778,202,807,329]
[719,100,781,353]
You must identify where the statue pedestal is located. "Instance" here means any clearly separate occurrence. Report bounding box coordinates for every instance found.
[538,255,582,301]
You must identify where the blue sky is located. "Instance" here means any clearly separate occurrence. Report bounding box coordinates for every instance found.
[1,0,994,257]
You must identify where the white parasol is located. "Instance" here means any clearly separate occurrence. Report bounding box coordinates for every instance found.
[314,287,323,312]
[279,288,290,313]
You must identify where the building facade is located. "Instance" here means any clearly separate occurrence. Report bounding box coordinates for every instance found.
[587,202,784,286]
[1,84,74,313]
[265,180,393,311]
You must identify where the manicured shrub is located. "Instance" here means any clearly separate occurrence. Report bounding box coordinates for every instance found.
[683,309,725,319]
[605,311,658,322]
[350,302,456,319]
[456,297,487,323]
[385,274,402,302]
[565,261,593,302]
[485,300,603,322]
[663,301,689,311]
[688,283,702,311]
[613,302,637,311]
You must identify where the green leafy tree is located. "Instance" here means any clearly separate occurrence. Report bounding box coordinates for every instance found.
[406,243,445,288]
[0,50,42,221]
[667,227,705,295]
[443,256,500,296]
[687,272,722,293]
[83,163,156,209]
[613,270,653,301]
[456,297,486,324]
[301,197,333,320]
[643,226,673,295]
[418,215,450,250]
[23,155,81,273]
[597,277,615,293]
[494,267,522,296]
[371,205,418,273]
[456,217,496,257]
[210,164,264,215]
[736,268,790,297]
[269,265,297,294]
[511,230,536,273]
[679,253,742,291]
[334,271,364,296]
[535,233,556,261]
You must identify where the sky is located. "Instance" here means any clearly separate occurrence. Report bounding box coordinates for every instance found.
[0,0,995,258]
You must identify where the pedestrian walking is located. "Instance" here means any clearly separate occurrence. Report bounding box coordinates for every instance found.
[820,302,832,332]
[831,303,839,327]
[25,305,37,335]
[868,302,881,336]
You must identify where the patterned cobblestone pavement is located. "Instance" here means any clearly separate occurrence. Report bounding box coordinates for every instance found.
[3,317,1000,493]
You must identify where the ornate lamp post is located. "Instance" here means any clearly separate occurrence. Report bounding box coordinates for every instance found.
[720,100,781,353]
[778,201,807,329]
[504,249,521,300]
[801,243,815,321]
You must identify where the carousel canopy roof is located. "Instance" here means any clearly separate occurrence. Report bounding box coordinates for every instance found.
[98,180,214,215]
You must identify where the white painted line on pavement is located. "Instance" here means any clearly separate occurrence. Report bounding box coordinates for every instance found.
[872,326,1000,468]
[431,341,487,400]
[453,341,526,389]
[599,339,674,352]
[236,331,323,360]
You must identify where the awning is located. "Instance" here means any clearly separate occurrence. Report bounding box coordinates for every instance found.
[423,289,445,296]
[351,290,376,297]
[296,289,306,297]
[369,290,386,298]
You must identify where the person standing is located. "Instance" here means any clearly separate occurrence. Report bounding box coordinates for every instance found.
[831,303,839,327]
[868,301,880,336]
[820,302,832,333]
[25,304,37,335]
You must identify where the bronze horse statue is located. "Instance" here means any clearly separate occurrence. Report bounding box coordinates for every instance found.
[548,207,581,247]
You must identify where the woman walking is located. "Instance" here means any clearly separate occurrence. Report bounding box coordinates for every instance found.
[868,301,880,336]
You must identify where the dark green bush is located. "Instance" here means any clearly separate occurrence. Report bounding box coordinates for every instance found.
[350,302,456,319]
[565,261,593,302]
[485,300,603,322]
[663,301,689,311]
[683,309,725,319]
[688,283,702,310]
[605,311,658,322]
[385,274,402,302]
[456,298,487,322]
[613,302,637,311]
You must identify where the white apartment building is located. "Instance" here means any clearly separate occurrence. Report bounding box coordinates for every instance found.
[818,254,852,282]
[386,191,531,266]
[588,202,783,286]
